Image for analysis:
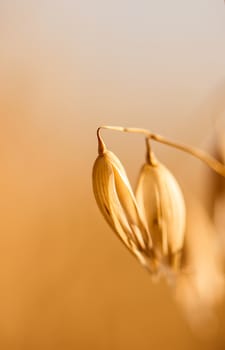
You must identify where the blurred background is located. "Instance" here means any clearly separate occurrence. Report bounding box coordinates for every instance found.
[0,0,225,349]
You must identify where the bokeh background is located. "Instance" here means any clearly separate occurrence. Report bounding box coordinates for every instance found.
[0,1,225,349]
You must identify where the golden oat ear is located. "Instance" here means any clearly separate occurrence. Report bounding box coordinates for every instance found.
[93,125,225,277]
[135,138,186,271]
[92,130,153,267]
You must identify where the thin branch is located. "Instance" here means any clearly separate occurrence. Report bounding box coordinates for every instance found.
[149,133,225,178]
[97,126,225,177]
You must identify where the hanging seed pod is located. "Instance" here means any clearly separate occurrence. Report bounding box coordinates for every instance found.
[92,131,156,271]
[93,125,225,277]
[135,138,186,271]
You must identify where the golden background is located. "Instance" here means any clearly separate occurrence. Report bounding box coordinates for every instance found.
[0,1,225,349]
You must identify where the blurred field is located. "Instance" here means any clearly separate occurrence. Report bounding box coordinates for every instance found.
[0,1,225,349]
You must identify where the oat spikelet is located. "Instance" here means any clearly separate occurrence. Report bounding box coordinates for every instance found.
[93,125,225,278]
[135,139,186,271]
[92,132,154,269]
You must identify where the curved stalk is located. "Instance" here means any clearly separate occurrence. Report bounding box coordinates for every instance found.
[149,133,225,178]
[97,126,225,178]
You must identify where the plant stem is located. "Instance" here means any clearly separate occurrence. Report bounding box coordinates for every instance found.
[97,127,107,154]
[97,126,225,177]
[145,138,158,166]
[149,133,225,177]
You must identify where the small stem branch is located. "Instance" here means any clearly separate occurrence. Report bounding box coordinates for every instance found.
[97,125,225,177]
[97,127,107,154]
[96,125,150,155]
[145,138,157,166]
[149,133,225,178]
[99,125,150,136]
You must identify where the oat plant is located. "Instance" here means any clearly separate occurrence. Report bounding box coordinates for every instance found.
[92,125,225,330]
[93,126,225,270]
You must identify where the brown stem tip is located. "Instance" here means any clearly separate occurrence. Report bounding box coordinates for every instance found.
[97,127,107,155]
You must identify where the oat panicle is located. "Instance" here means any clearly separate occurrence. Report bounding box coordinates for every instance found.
[93,125,225,279]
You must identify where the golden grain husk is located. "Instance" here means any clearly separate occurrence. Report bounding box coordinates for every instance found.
[135,155,186,270]
[92,148,154,268]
